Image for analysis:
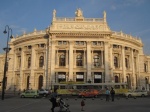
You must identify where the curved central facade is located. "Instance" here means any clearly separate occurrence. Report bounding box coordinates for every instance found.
[0,9,150,91]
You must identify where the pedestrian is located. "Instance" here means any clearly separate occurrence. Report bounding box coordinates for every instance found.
[50,88,58,112]
[110,87,115,102]
[105,87,110,101]
[81,99,85,111]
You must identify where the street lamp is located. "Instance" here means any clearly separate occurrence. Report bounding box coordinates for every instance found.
[1,25,13,100]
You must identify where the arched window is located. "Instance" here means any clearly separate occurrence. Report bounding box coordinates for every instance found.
[38,75,43,89]
[27,76,30,90]
[115,76,119,83]
[125,58,128,68]
[59,54,65,66]
[39,56,44,67]
[145,77,149,84]
[94,55,100,67]
[18,56,21,68]
[114,56,118,68]
[126,75,131,89]
[144,63,147,72]
[28,57,31,68]
[76,54,83,66]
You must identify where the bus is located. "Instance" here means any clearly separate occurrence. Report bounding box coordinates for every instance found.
[52,82,128,96]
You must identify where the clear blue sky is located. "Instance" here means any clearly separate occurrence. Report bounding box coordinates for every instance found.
[0,0,150,54]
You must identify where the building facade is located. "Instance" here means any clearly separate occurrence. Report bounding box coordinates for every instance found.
[0,9,150,91]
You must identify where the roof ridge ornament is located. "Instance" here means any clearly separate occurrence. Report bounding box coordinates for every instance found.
[103,10,106,22]
[75,8,83,17]
[53,9,56,21]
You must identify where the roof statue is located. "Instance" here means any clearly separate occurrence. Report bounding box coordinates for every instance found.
[53,9,56,18]
[75,8,83,17]
[103,11,106,22]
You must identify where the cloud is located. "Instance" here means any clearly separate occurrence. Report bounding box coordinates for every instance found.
[111,5,117,10]
[6,24,27,36]
[133,29,150,37]
[110,0,145,10]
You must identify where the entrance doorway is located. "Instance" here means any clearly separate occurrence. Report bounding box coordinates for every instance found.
[38,75,43,89]
[27,76,30,89]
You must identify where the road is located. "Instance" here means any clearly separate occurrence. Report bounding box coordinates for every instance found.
[0,96,150,112]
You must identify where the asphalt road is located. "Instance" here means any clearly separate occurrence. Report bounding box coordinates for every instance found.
[0,96,150,112]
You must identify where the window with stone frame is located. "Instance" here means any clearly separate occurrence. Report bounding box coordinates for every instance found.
[114,56,118,68]
[28,57,31,68]
[145,77,149,84]
[76,54,83,66]
[134,57,137,70]
[58,41,67,45]
[125,56,130,69]
[93,41,97,45]
[28,45,32,49]
[144,62,148,72]
[76,72,84,82]
[58,72,66,82]
[59,54,66,66]
[115,76,119,83]
[18,56,21,68]
[39,56,44,67]
[93,55,100,67]
[75,41,85,45]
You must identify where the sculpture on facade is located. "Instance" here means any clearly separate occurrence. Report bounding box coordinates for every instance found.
[103,11,106,22]
[53,9,56,18]
[75,8,83,17]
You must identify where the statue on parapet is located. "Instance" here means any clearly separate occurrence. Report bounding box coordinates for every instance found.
[75,8,83,17]
[53,9,56,18]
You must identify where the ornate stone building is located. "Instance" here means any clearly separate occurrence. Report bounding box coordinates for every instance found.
[0,9,150,91]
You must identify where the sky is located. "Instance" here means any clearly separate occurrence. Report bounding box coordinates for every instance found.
[0,0,150,55]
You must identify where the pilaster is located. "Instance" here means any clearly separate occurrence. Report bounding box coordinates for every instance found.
[104,41,110,83]
[69,41,74,81]
[109,44,113,82]
[50,40,56,83]
[86,41,92,81]
[131,49,136,89]
[30,45,36,89]
[122,46,126,83]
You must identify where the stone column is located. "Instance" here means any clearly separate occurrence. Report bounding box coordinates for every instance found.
[69,41,73,81]
[19,47,25,90]
[104,41,110,83]
[87,41,92,81]
[66,50,68,68]
[101,50,104,68]
[73,50,76,68]
[56,50,58,67]
[131,49,136,89]
[84,50,86,68]
[109,44,113,82]
[13,50,17,90]
[30,45,35,89]
[50,40,56,83]
[91,50,93,68]
[148,61,150,73]
[121,46,126,83]
[45,43,49,89]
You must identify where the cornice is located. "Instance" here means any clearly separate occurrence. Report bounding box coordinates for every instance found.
[50,31,111,37]
[12,34,48,45]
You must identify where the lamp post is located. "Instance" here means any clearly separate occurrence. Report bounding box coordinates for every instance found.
[1,25,13,100]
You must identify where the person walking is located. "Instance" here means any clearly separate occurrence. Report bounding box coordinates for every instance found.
[105,87,110,102]
[50,88,58,112]
[110,87,115,102]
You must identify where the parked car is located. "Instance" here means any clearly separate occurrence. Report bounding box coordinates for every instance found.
[124,90,148,97]
[78,89,99,98]
[20,90,39,98]
[38,89,50,97]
